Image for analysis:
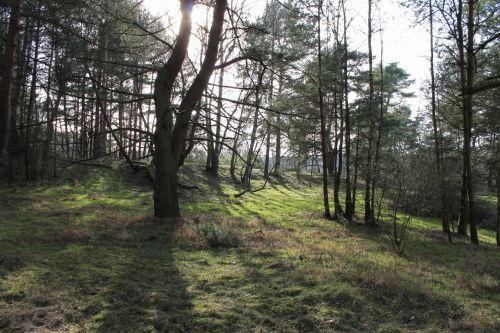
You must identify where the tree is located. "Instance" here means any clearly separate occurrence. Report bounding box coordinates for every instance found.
[317,0,331,219]
[364,0,375,225]
[0,0,22,165]
[153,0,227,218]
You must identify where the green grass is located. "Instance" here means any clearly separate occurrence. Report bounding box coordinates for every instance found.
[0,165,499,332]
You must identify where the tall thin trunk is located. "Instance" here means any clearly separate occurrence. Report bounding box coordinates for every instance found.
[317,1,331,219]
[0,0,21,163]
[230,115,243,180]
[496,162,499,246]
[333,93,344,219]
[274,75,283,175]
[457,0,469,236]
[352,124,361,217]
[465,0,478,244]
[342,0,353,221]
[364,0,375,225]
[371,28,384,219]
[429,0,451,240]
[41,45,55,183]
[242,66,264,187]
[24,24,41,181]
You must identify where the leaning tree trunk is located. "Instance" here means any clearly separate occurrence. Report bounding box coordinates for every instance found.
[153,0,226,218]
[0,0,22,166]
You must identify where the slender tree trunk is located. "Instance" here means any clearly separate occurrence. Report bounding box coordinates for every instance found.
[317,1,331,219]
[24,24,41,181]
[371,30,384,219]
[212,42,224,174]
[242,67,264,187]
[496,162,499,246]
[333,100,344,219]
[429,0,451,240]
[465,0,478,245]
[264,120,271,179]
[41,46,55,183]
[0,0,21,165]
[497,161,499,246]
[352,124,361,218]
[365,0,375,225]
[342,0,353,221]
[274,76,283,175]
[457,0,469,237]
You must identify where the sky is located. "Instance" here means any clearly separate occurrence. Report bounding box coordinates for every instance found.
[142,0,431,114]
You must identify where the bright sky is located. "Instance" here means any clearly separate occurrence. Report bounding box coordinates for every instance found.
[142,0,430,114]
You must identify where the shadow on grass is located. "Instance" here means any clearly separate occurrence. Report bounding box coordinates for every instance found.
[0,215,194,332]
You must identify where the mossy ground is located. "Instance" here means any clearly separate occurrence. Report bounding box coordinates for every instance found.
[0,164,499,332]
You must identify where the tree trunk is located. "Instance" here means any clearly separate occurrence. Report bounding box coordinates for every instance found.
[497,163,499,246]
[371,30,384,219]
[0,0,21,164]
[242,66,264,187]
[342,0,353,221]
[352,124,361,218]
[465,0,478,245]
[364,0,375,225]
[274,75,283,176]
[317,1,331,219]
[333,88,344,219]
[24,23,40,181]
[153,0,226,218]
[429,0,451,240]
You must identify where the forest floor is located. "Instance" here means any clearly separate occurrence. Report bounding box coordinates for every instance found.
[0,163,499,333]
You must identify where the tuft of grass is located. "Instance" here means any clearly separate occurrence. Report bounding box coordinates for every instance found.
[194,218,240,249]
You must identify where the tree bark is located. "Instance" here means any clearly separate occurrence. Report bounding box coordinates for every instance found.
[342,0,353,221]
[364,0,375,225]
[0,0,22,166]
[465,0,478,245]
[497,161,499,246]
[24,23,40,181]
[154,0,226,218]
[317,0,331,219]
[429,0,451,241]
[242,66,264,187]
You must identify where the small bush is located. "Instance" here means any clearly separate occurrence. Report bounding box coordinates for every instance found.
[195,220,239,248]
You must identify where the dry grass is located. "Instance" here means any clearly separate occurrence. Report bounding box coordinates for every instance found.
[53,227,91,244]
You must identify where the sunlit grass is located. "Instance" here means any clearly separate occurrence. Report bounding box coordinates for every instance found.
[0,164,498,332]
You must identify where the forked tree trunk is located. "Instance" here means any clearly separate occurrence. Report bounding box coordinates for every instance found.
[154,0,226,218]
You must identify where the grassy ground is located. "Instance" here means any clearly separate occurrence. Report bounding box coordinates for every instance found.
[0,164,499,332]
